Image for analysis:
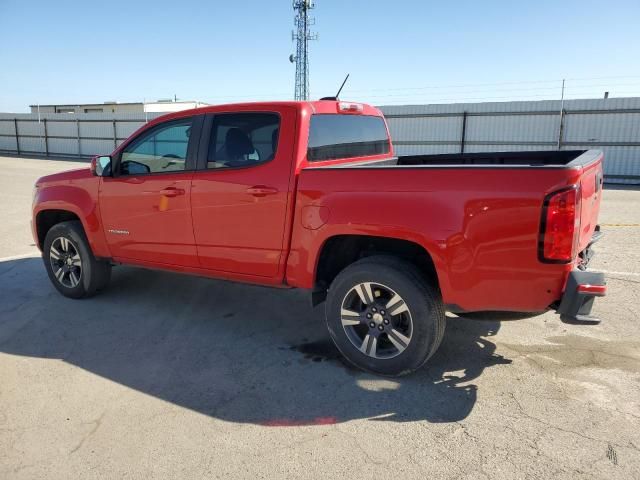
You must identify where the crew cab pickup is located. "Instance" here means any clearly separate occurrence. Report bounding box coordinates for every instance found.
[32,100,606,376]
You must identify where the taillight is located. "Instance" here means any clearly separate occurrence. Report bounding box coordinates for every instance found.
[539,186,581,263]
[338,102,363,114]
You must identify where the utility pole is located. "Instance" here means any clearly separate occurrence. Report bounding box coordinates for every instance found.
[290,1,317,100]
[557,79,566,150]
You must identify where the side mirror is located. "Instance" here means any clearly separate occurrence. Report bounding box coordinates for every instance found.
[91,155,112,177]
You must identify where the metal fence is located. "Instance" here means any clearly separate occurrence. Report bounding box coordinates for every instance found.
[380,96,640,184]
[1,96,639,183]
[0,112,166,159]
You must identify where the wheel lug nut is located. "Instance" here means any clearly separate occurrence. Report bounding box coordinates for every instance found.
[378,325,384,331]
[366,313,372,319]
[372,307,377,312]
[369,322,375,328]
[380,310,386,315]
[383,319,389,325]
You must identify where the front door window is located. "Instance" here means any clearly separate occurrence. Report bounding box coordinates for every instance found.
[120,119,193,175]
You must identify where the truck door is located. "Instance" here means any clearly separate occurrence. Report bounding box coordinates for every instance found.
[99,115,202,267]
[190,108,295,278]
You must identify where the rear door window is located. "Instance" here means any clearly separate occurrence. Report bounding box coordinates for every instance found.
[207,113,280,169]
[308,114,390,161]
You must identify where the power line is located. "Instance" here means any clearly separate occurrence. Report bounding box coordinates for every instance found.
[343,75,640,94]
[199,84,640,103]
[346,84,640,100]
[194,74,640,105]
[197,76,640,102]
[375,93,640,106]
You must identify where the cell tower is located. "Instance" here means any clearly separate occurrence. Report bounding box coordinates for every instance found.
[290,1,317,100]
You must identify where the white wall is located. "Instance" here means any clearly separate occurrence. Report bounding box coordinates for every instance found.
[143,102,208,113]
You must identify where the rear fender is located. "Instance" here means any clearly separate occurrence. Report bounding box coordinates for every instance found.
[287,222,451,301]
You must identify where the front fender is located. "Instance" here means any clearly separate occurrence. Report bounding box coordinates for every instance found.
[33,182,110,258]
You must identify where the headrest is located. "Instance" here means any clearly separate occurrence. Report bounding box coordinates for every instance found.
[225,128,254,157]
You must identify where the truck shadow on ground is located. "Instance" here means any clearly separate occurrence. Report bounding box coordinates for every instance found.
[0,258,511,426]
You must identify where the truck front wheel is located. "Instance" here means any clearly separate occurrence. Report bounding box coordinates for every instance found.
[325,256,445,376]
[43,221,111,299]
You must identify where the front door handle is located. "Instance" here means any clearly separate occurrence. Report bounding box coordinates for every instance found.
[246,186,279,197]
[159,187,185,197]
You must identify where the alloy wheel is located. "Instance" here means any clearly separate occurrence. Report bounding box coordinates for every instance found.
[340,282,413,359]
[49,236,82,288]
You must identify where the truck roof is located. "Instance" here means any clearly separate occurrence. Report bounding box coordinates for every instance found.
[145,100,384,128]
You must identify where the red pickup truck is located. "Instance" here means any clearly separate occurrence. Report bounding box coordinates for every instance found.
[32,100,606,376]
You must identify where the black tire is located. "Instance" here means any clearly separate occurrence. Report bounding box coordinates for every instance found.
[42,220,111,299]
[325,256,446,376]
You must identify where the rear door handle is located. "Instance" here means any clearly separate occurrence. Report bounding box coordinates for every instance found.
[159,187,185,197]
[246,186,278,197]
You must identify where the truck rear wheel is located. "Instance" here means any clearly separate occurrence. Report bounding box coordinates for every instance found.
[325,256,445,376]
[43,221,111,299]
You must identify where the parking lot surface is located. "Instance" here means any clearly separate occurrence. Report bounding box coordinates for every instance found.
[1,155,639,479]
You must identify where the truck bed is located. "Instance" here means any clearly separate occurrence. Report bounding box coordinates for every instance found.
[294,149,604,312]
[314,149,600,169]
[397,149,590,167]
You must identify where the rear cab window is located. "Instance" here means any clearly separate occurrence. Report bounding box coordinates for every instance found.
[307,114,390,162]
[207,113,280,169]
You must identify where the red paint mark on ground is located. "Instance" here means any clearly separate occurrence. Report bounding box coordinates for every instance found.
[261,417,338,427]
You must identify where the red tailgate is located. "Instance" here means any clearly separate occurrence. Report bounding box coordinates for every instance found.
[577,152,604,253]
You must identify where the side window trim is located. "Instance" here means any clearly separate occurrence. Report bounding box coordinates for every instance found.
[114,115,204,177]
[186,115,204,170]
[195,112,281,172]
[196,114,214,170]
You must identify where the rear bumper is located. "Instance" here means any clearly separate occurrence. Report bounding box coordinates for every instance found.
[556,270,606,324]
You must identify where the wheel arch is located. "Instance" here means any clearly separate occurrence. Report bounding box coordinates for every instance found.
[33,183,110,258]
[35,209,84,250]
[311,233,443,306]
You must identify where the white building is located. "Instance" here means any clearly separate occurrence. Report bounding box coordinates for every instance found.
[29,100,209,114]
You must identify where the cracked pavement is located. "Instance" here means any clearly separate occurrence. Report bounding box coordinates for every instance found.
[0,155,639,479]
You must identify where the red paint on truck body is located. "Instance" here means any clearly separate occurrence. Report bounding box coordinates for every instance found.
[32,100,603,313]
[286,165,591,312]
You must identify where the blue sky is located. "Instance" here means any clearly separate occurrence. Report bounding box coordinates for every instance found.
[1,0,639,112]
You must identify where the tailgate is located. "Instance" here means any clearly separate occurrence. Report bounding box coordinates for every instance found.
[577,152,604,253]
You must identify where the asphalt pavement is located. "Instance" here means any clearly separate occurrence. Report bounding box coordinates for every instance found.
[0,155,638,479]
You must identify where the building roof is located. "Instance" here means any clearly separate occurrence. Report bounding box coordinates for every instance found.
[29,100,207,107]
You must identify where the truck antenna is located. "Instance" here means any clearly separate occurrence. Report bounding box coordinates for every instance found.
[335,73,350,99]
[320,74,350,101]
